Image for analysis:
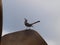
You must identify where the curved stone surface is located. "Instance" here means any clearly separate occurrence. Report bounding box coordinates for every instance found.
[1,29,48,45]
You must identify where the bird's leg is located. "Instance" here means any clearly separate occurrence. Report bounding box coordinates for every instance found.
[26,27,31,30]
[25,27,28,30]
[28,27,31,30]
[25,27,29,30]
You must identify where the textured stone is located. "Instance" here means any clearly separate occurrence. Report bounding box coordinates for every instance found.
[1,29,48,45]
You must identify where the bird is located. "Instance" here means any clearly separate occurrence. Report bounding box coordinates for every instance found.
[24,18,40,28]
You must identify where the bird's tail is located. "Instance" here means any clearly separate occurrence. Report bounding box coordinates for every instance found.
[32,21,40,25]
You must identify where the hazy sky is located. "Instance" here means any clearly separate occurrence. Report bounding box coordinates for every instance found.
[2,0,60,45]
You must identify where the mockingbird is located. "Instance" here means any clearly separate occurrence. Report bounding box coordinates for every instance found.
[24,18,40,28]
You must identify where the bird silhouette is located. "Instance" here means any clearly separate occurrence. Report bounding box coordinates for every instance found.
[24,18,40,28]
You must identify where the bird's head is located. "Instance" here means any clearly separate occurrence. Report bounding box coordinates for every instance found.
[24,18,27,22]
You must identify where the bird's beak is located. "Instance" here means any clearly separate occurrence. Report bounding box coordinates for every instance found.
[24,18,27,20]
[24,18,26,20]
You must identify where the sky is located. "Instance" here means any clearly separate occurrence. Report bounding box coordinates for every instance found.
[2,0,60,45]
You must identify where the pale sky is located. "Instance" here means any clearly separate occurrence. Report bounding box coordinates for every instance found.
[2,0,60,45]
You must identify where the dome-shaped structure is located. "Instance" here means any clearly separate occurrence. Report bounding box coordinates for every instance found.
[1,29,47,45]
